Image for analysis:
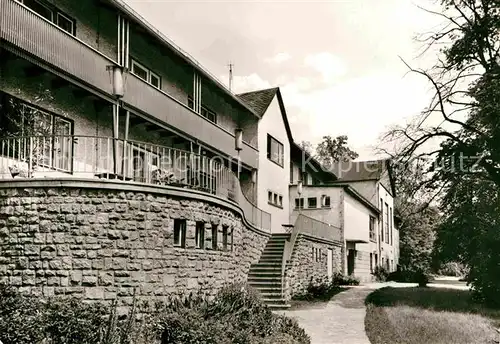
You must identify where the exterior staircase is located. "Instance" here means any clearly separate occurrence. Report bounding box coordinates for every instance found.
[248,233,291,309]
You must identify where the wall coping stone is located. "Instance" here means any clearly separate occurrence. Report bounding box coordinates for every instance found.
[299,233,343,247]
[0,178,271,237]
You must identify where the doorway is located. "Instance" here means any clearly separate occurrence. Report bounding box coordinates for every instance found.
[347,249,355,275]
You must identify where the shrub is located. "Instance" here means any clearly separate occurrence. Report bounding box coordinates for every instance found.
[0,283,309,344]
[372,266,389,282]
[331,273,360,286]
[292,277,350,302]
[436,262,468,277]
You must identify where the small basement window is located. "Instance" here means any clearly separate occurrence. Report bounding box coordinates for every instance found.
[211,224,218,250]
[308,197,317,208]
[173,219,186,248]
[195,221,205,249]
[222,226,229,251]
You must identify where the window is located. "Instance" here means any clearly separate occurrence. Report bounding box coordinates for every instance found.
[321,195,331,208]
[267,134,284,167]
[370,253,373,273]
[312,247,315,261]
[268,191,283,208]
[131,59,161,89]
[222,226,229,251]
[369,216,376,242]
[173,219,186,248]
[56,12,74,34]
[20,0,53,21]
[390,207,393,245]
[318,248,321,262]
[308,197,317,209]
[187,97,217,123]
[289,162,294,183]
[0,100,73,172]
[195,222,205,249]
[302,171,309,185]
[211,224,218,250]
[385,203,389,244]
[380,198,384,242]
[19,0,75,35]
[150,72,161,89]
[294,198,304,209]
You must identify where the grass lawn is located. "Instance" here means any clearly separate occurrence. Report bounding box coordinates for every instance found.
[365,287,500,344]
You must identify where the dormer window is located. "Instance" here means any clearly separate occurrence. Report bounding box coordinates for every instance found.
[131,59,161,90]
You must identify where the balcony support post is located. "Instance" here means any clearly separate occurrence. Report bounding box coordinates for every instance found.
[121,110,130,180]
[112,103,119,175]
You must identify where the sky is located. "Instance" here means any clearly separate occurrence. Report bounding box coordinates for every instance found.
[123,0,444,160]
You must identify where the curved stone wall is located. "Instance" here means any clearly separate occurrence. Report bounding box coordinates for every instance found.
[0,179,270,308]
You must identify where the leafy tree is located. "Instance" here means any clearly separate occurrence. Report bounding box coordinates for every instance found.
[382,0,500,304]
[298,140,315,156]
[315,135,358,165]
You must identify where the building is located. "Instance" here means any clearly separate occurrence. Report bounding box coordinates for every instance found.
[0,0,352,308]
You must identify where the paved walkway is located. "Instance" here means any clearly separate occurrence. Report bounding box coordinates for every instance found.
[278,287,373,344]
[278,279,469,344]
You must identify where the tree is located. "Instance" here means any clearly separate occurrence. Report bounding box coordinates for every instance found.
[298,140,315,156]
[315,135,358,165]
[383,0,500,304]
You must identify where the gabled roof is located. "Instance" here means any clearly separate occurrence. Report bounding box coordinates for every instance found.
[237,87,278,117]
[333,160,386,182]
[237,87,294,144]
[332,159,396,196]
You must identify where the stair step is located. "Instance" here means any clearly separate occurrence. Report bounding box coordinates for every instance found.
[248,280,283,286]
[251,287,283,293]
[249,266,282,272]
[248,276,282,282]
[251,262,282,267]
[268,303,291,310]
[256,292,285,300]
[261,298,290,305]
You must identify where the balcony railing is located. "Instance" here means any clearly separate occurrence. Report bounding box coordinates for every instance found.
[0,135,270,231]
[293,214,342,242]
[122,75,259,168]
[0,0,116,95]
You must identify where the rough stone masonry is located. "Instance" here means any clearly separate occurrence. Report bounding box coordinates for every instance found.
[0,184,269,310]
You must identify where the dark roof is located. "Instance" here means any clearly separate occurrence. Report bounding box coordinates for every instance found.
[237,87,294,144]
[332,160,387,182]
[331,159,397,197]
[290,143,338,182]
[237,87,279,117]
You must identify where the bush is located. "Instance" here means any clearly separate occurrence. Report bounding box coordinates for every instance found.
[292,277,351,302]
[386,267,431,286]
[372,266,389,282]
[436,262,468,277]
[331,273,360,286]
[0,283,310,344]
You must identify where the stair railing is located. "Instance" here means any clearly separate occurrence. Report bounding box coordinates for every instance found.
[281,224,300,299]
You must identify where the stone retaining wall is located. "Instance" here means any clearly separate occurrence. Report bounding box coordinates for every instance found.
[285,234,343,297]
[0,180,269,310]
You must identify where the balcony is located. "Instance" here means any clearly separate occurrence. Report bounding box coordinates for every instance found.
[122,74,259,168]
[0,0,116,96]
[0,135,270,231]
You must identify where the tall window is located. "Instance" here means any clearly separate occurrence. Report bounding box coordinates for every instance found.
[294,198,304,209]
[390,207,393,245]
[0,98,73,172]
[385,203,389,244]
[370,253,373,273]
[187,97,217,123]
[18,0,76,35]
[267,134,284,167]
[380,198,384,242]
[131,59,161,89]
[289,162,294,183]
[173,219,186,248]
[369,216,376,242]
